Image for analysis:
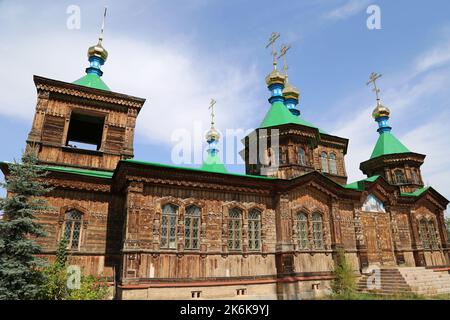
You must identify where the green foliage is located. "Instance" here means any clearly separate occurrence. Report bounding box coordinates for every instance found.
[331,248,356,295]
[0,148,51,300]
[39,238,109,300]
[67,275,110,300]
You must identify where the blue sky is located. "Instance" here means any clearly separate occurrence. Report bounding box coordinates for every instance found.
[0,0,449,213]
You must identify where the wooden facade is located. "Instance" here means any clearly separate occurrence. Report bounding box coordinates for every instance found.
[1,75,449,300]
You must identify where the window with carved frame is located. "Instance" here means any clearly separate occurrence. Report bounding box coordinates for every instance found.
[228,208,242,251]
[248,209,261,251]
[312,213,324,249]
[298,148,306,166]
[329,153,337,175]
[419,219,430,249]
[185,205,201,250]
[161,204,179,249]
[297,212,309,249]
[63,210,83,250]
[394,169,406,184]
[321,152,329,173]
[427,220,439,250]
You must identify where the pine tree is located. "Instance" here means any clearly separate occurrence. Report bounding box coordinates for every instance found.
[0,148,50,299]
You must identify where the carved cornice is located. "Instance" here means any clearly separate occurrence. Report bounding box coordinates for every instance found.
[34,75,145,111]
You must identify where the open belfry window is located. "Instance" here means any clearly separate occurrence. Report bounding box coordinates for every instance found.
[66,112,105,151]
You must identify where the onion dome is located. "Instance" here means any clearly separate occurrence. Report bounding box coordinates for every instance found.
[88,39,108,61]
[282,82,300,101]
[206,127,220,143]
[372,103,391,119]
[265,69,286,87]
[72,8,110,91]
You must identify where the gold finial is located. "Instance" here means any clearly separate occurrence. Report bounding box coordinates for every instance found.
[88,7,109,61]
[277,43,291,79]
[367,72,391,119]
[206,99,220,142]
[266,32,280,70]
[366,72,382,105]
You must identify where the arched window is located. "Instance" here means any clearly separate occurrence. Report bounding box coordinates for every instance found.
[329,153,337,175]
[185,205,201,250]
[248,209,261,251]
[312,213,324,249]
[297,212,308,249]
[161,204,178,249]
[228,208,242,251]
[419,219,430,249]
[394,169,406,184]
[298,148,306,166]
[321,152,329,173]
[427,220,439,250]
[63,210,83,250]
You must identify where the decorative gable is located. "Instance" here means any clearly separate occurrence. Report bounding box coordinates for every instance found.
[362,194,386,213]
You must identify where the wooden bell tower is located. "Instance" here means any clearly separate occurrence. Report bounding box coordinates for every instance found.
[27,76,145,171]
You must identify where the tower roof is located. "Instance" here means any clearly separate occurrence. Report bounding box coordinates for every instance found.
[259,101,326,133]
[73,73,110,91]
[370,131,410,159]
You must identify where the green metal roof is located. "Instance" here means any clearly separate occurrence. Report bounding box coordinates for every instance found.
[0,162,113,179]
[122,159,275,180]
[343,175,381,191]
[200,154,228,174]
[259,101,327,134]
[401,187,429,197]
[370,132,410,159]
[41,165,113,178]
[73,73,111,91]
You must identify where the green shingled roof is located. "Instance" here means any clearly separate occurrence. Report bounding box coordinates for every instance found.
[343,175,381,191]
[200,154,228,174]
[122,159,275,180]
[259,101,327,134]
[73,73,110,91]
[370,132,410,159]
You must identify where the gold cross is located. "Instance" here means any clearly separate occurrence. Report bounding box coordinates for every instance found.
[99,6,108,44]
[265,32,280,69]
[366,72,382,103]
[209,99,217,127]
[277,43,291,77]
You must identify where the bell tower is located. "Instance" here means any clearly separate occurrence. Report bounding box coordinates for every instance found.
[26,9,145,171]
[360,73,425,193]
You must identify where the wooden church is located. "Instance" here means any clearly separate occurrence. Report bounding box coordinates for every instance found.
[1,26,449,300]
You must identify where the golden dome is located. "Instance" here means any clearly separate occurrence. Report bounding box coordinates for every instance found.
[372,103,391,119]
[206,127,220,142]
[88,39,108,61]
[282,82,300,101]
[265,69,286,86]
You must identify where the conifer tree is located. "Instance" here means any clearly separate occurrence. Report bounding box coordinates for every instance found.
[0,148,50,299]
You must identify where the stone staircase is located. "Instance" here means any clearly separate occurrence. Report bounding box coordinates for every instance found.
[357,267,450,296]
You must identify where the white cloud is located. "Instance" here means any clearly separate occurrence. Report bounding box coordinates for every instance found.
[333,38,450,203]
[415,43,450,74]
[325,0,370,20]
[0,1,262,150]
